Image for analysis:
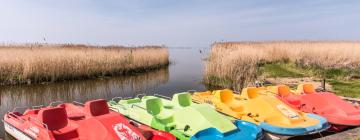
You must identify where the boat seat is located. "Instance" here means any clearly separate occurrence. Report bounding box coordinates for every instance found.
[163,103,174,109]
[303,84,316,94]
[219,90,244,112]
[276,85,301,106]
[37,107,79,139]
[52,125,79,140]
[286,95,301,106]
[58,104,85,120]
[146,98,174,124]
[85,99,110,117]
[177,93,192,107]
[278,85,291,97]
[229,104,244,112]
[139,130,154,140]
[246,87,260,99]
[156,112,174,124]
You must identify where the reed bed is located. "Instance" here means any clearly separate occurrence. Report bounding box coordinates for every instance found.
[205,41,360,90]
[0,44,169,85]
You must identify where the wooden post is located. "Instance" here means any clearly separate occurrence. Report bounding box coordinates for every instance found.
[322,78,326,91]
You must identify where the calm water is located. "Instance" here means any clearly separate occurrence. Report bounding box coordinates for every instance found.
[0,48,209,139]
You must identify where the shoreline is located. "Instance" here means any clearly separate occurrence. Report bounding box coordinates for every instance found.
[204,41,360,98]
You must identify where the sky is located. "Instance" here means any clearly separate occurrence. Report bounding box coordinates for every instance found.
[0,0,359,47]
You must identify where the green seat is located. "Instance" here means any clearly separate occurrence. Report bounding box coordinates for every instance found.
[177,93,192,107]
[163,103,174,109]
[146,98,174,124]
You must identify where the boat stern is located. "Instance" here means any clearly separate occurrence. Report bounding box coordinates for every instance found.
[259,113,330,136]
[190,121,263,140]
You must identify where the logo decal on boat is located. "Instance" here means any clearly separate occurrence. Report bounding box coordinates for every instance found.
[276,104,300,119]
[113,123,141,140]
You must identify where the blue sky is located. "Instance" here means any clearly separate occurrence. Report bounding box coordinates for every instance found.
[0,0,359,47]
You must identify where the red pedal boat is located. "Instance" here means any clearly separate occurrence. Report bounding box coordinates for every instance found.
[3,99,175,140]
[270,84,360,131]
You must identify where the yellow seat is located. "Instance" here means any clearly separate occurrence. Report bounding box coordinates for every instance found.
[247,88,259,99]
[241,87,265,99]
[219,90,244,112]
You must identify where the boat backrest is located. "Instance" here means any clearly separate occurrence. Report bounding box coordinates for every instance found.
[247,87,259,99]
[303,83,316,94]
[219,89,234,104]
[146,98,163,115]
[85,99,110,116]
[177,93,192,107]
[278,85,291,97]
[38,107,68,130]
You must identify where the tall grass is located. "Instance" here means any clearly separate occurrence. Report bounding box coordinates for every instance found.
[0,44,169,85]
[205,41,360,90]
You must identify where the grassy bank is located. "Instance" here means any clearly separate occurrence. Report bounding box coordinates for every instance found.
[259,62,360,97]
[0,44,169,85]
[205,41,360,97]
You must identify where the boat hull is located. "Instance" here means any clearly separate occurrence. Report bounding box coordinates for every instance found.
[277,93,360,130]
[192,89,330,136]
[3,99,176,140]
[4,121,33,140]
[271,84,360,132]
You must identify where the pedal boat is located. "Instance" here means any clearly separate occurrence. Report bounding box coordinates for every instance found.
[3,99,175,140]
[108,93,263,140]
[191,88,330,136]
[268,84,360,131]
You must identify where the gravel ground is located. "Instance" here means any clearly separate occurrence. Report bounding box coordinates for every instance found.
[316,127,360,140]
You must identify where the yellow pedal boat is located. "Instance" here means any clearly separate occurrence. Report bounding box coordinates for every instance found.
[191,88,329,136]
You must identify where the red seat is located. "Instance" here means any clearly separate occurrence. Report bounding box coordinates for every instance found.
[52,126,79,140]
[38,107,69,130]
[303,84,316,94]
[286,94,301,107]
[278,85,291,97]
[37,107,79,139]
[58,104,85,120]
[85,99,110,116]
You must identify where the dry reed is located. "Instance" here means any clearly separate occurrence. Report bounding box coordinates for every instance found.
[0,44,169,85]
[205,41,360,90]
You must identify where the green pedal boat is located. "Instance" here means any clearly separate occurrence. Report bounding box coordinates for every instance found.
[108,93,263,140]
